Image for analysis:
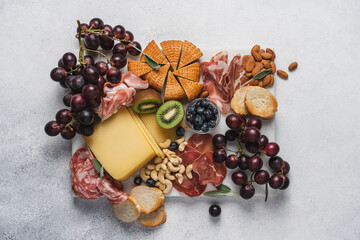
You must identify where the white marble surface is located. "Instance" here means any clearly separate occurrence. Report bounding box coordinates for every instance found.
[0,0,359,239]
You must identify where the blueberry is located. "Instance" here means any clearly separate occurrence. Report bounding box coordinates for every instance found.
[195,101,201,108]
[186,113,195,123]
[194,115,204,126]
[201,125,209,132]
[176,127,185,136]
[212,107,219,115]
[201,115,207,121]
[146,178,155,187]
[202,122,209,129]
[187,105,195,114]
[208,120,217,128]
[134,176,142,185]
[212,115,218,121]
[194,124,202,131]
[204,109,213,120]
[201,98,210,108]
[196,107,205,115]
[170,142,179,150]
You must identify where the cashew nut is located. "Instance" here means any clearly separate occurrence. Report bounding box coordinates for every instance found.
[156,163,167,171]
[179,164,185,174]
[178,142,188,152]
[175,136,185,145]
[145,169,151,175]
[159,139,171,149]
[169,157,180,166]
[155,181,166,191]
[163,179,173,194]
[165,170,175,181]
[186,164,193,179]
[167,162,180,172]
[154,157,162,164]
[176,155,182,163]
[151,170,159,181]
[175,173,184,185]
[140,168,150,182]
[158,169,166,184]
[146,164,156,170]
[162,157,168,165]
[163,149,176,156]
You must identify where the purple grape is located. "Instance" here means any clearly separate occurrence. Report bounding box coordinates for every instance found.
[106,68,121,84]
[78,124,94,136]
[238,154,248,170]
[259,135,269,149]
[58,59,64,67]
[279,176,290,190]
[268,156,284,171]
[103,24,112,32]
[232,171,248,186]
[282,161,290,175]
[123,31,134,44]
[240,184,255,200]
[212,134,227,149]
[50,67,67,82]
[82,84,99,99]
[77,109,94,126]
[97,76,106,93]
[70,94,87,112]
[83,65,100,84]
[111,54,127,69]
[63,91,75,107]
[112,25,126,39]
[100,29,114,50]
[245,142,260,153]
[269,174,284,189]
[95,61,108,76]
[85,33,100,50]
[225,114,246,130]
[89,18,104,29]
[56,109,72,124]
[225,155,239,169]
[225,129,238,141]
[254,170,270,185]
[87,96,101,108]
[72,65,83,76]
[84,55,94,66]
[62,52,77,69]
[264,142,280,157]
[247,155,263,172]
[59,79,67,88]
[128,41,142,56]
[112,43,128,56]
[246,117,262,130]
[44,121,61,136]
[61,126,76,140]
[72,75,86,92]
[245,127,260,143]
[77,23,89,37]
[213,149,227,163]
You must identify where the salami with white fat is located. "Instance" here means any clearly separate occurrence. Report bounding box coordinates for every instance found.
[69,148,92,173]
[71,163,102,199]
[96,175,129,204]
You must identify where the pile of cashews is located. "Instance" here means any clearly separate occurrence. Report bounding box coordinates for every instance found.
[140,137,193,194]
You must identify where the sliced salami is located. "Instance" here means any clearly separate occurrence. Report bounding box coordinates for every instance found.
[96,175,129,204]
[69,148,92,173]
[192,152,226,186]
[71,163,102,199]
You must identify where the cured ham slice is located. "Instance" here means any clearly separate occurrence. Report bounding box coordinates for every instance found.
[121,71,149,90]
[186,133,214,153]
[96,176,129,204]
[192,152,226,187]
[229,55,249,90]
[71,163,102,199]
[69,148,92,173]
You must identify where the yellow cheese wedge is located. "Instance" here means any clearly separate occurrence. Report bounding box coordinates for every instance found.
[84,107,163,181]
[139,114,177,144]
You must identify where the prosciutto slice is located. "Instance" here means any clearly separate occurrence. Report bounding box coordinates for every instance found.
[186,133,214,153]
[228,55,249,91]
[121,71,149,90]
[192,152,226,186]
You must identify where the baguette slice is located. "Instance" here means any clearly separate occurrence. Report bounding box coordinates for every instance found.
[130,186,165,214]
[231,86,254,115]
[138,206,167,227]
[244,86,278,119]
[113,195,141,223]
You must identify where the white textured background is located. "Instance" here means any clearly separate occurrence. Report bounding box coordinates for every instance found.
[1,0,359,239]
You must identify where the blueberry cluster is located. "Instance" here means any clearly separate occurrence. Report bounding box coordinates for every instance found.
[186,98,218,132]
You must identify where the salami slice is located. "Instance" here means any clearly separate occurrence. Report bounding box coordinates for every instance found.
[69,148,92,173]
[96,176,129,204]
[187,134,215,153]
[71,163,102,199]
[192,152,226,186]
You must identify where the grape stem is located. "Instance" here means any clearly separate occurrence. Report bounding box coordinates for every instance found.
[222,147,238,153]
[76,20,86,66]
[64,118,77,129]
[249,171,256,184]
[236,139,250,158]
[265,182,269,202]
[83,48,112,66]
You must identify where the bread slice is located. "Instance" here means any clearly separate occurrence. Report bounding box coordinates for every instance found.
[138,206,167,227]
[143,64,170,92]
[178,40,203,68]
[178,76,203,101]
[130,186,165,214]
[231,86,253,115]
[127,60,153,77]
[164,72,186,101]
[244,86,278,119]
[113,195,141,223]
[140,40,169,65]
[173,62,200,82]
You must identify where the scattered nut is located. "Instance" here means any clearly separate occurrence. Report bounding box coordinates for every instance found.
[165,169,175,181]
[140,168,150,182]
[259,49,265,54]
[263,74,271,86]
[277,70,288,80]
[151,170,159,181]
[242,55,251,67]
[179,164,185,174]
[163,149,176,156]
[154,157,162,164]
[145,169,151,175]
[162,157,169,165]
[175,173,184,184]
[288,62,298,71]
[159,139,171,149]
[252,52,262,62]
[260,52,272,60]
[251,44,260,54]
[156,163,167,171]
[169,157,180,166]
[269,75,275,87]
[167,162,180,172]
[146,164,156,170]
[251,64,262,76]
[178,142,188,152]
[175,136,185,145]
[185,164,193,179]
[158,169,166,184]
[155,181,166,191]
[270,61,276,74]
[163,179,173,194]
[246,72,252,78]
[245,56,255,72]
[266,48,276,60]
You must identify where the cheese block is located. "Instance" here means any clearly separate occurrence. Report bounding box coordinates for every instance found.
[139,114,177,143]
[84,107,164,181]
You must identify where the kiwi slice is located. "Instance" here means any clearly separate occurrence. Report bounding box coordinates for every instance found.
[156,100,184,129]
[133,89,162,114]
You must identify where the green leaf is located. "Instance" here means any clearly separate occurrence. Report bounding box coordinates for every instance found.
[215,184,231,193]
[253,68,272,80]
[92,159,104,177]
[203,191,227,197]
[144,54,160,70]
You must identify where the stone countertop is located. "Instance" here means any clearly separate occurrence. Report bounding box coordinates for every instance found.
[0,0,359,239]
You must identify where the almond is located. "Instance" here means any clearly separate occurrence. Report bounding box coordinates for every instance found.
[245,72,252,78]
[199,91,209,98]
[251,45,260,54]
[277,70,288,80]
[268,75,275,86]
[262,60,271,69]
[259,49,265,54]
[245,56,255,72]
[251,64,262,76]
[260,52,272,60]
[242,55,251,67]
[258,81,264,87]
[252,52,262,62]
[266,48,276,60]
[288,62,298,71]
[250,80,259,86]
[255,62,263,68]
[270,62,276,74]
[263,74,271,86]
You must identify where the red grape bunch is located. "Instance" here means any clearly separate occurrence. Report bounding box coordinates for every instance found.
[212,114,290,201]
[45,18,143,140]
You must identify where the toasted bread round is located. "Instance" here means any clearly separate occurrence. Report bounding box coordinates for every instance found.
[244,86,278,119]
[231,86,254,115]
[113,195,141,223]
[138,206,167,227]
[130,186,165,214]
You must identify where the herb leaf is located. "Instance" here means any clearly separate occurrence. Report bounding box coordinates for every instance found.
[215,184,231,193]
[144,54,160,70]
[203,191,228,197]
[92,158,104,177]
[253,68,272,80]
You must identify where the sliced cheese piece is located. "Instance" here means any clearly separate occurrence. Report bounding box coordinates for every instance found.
[84,107,162,181]
[139,114,177,143]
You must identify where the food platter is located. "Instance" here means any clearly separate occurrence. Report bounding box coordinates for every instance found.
[72,49,276,197]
